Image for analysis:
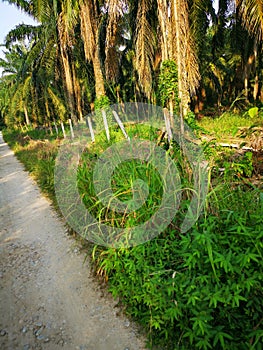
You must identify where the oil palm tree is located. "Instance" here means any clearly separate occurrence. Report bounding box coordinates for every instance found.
[236,0,263,41]
[0,42,34,126]
[236,0,263,101]
[79,0,106,99]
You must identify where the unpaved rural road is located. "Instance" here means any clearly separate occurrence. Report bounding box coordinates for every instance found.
[0,132,146,350]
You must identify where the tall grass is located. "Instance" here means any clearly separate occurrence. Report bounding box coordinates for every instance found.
[197,112,261,140]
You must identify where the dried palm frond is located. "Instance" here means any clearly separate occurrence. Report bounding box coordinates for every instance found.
[134,0,156,99]
[156,0,170,61]
[170,0,200,110]
[236,0,263,42]
[48,86,67,120]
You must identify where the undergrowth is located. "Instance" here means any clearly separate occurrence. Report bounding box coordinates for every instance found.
[197,111,262,141]
[2,121,263,350]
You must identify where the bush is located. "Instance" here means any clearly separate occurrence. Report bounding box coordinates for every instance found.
[93,189,263,349]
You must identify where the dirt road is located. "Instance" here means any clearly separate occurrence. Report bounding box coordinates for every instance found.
[0,132,146,350]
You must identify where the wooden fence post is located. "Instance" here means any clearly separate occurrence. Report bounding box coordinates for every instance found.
[163,108,173,143]
[61,122,66,139]
[54,122,59,135]
[112,111,130,141]
[68,119,75,139]
[87,116,95,142]
[102,109,110,141]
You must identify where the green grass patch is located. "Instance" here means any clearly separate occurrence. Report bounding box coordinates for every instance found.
[197,112,262,141]
[2,128,58,200]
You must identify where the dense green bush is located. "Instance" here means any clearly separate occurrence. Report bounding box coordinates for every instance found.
[93,202,263,349]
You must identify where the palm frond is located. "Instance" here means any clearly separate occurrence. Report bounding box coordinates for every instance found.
[2,0,33,15]
[47,86,67,120]
[134,0,156,99]
[5,24,41,47]
[33,0,53,23]
[236,0,263,41]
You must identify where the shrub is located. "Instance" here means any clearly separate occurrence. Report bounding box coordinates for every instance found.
[92,188,263,349]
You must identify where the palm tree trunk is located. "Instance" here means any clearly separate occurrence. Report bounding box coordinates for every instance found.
[58,15,78,124]
[72,64,84,121]
[253,73,259,101]
[173,0,187,119]
[60,48,77,123]
[253,43,259,101]
[79,1,105,99]
[171,0,200,117]
[244,45,256,100]
[93,44,105,98]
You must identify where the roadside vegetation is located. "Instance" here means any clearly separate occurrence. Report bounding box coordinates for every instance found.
[1,0,263,348]
[2,110,263,349]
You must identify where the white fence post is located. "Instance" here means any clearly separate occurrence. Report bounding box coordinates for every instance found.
[87,116,95,142]
[163,108,173,143]
[102,109,110,141]
[68,119,75,139]
[112,111,130,141]
[61,122,66,139]
[54,122,59,135]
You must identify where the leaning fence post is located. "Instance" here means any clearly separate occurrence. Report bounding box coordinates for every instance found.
[102,109,110,141]
[61,121,66,139]
[68,119,75,139]
[112,110,130,141]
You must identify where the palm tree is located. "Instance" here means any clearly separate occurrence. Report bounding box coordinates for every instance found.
[79,0,106,100]
[3,0,86,124]
[236,0,263,41]
[236,0,263,101]
[172,0,201,115]
[0,42,33,126]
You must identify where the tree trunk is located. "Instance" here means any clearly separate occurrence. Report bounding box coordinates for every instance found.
[72,64,83,121]
[253,44,259,101]
[57,15,78,124]
[80,1,105,99]
[253,73,259,101]
[173,0,186,122]
[157,0,169,61]
[93,44,106,98]
[60,49,77,124]
[244,41,256,101]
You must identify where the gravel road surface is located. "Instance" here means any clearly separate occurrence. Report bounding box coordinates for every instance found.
[0,131,146,350]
